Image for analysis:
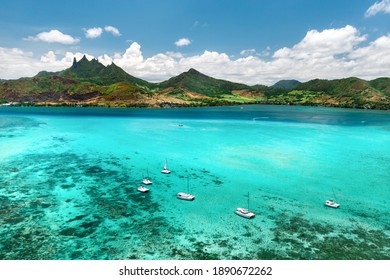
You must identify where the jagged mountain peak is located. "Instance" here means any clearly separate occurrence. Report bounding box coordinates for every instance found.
[56,57,149,87]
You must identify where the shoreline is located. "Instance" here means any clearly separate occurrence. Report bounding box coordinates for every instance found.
[1,100,390,111]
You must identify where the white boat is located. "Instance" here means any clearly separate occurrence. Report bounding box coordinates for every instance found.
[324,199,340,208]
[177,177,195,201]
[142,169,152,185]
[235,208,255,219]
[176,192,195,201]
[142,178,152,185]
[235,192,255,219]
[137,186,149,193]
[161,160,171,174]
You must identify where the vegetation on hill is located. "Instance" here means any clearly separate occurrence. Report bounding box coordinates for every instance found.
[156,68,248,97]
[272,79,301,89]
[1,57,390,109]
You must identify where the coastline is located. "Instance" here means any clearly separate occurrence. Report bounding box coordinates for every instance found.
[1,100,390,111]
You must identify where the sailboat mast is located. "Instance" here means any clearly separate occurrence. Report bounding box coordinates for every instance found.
[247,192,250,210]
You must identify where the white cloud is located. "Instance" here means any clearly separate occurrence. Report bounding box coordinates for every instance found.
[107,26,389,84]
[175,38,191,47]
[0,47,93,79]
[260,46,271,57]
[97,54,113,66]
[273,25,366,59]
[240,49,256,56]
[24,30,80,44]
[84,27,103,39]
[3,25,390,85]
[241,48,271,57]
[84,26,121,39]
[0,47,36,78]
[104,26,121,36]
[40,51,57,63]
[365,0,390,17]
[348,35,390,77]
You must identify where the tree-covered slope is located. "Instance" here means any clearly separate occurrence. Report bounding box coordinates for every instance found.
[157,68,249,97]
[272,79,301,89]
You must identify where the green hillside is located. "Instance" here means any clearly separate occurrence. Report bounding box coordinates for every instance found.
[284,77,390,109]
[369,77,390,96]
[272,79,301,89]
[157,68,249,97]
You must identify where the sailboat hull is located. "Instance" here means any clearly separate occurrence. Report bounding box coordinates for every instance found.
[177,192,195,201]
[235,208,255,219]
[162,160,171,174]
[324,200,340,208]
[137,186,149,193]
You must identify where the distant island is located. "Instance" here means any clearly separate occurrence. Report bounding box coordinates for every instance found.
[1,56,389,110]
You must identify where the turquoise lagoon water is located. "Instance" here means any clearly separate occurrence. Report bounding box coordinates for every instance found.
[0,105,389,260]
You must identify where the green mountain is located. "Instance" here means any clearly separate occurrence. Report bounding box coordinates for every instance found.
[1,57,390,109]
[284,77,390,109]
[0,57,153,106]
[157,68,249,97]
[36,55,153,89]
[272,79,301,89]
[295,77,369,93]
[369,77,390,95]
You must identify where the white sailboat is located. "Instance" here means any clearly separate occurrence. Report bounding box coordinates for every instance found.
[161,159,171,174]
[177,177,195,201]
[137,185,149,193]
[324,199,340,208]
[235,192,255,219]
[142,178,152,185]
[142,169,152,185]
[324,188,340,208]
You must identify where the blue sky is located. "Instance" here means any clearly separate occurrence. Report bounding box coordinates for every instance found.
[1,0,390,85]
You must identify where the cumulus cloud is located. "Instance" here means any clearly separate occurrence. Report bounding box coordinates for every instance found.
[0,47,36,78]
[24,30,80,44]
[3,25,390,85]
[273,25,366,59]
[104,26,121,36]
[365,0,390,17]
[348,35,390,77]
[97,54,114,66]
[0,47,92,79]
[175,38,191,47]
[83,26,121,39]
[84,27,103,39]
[102,26,390,84]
